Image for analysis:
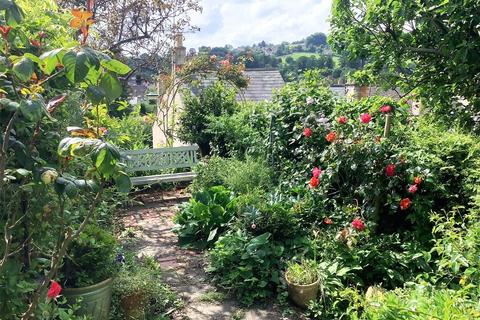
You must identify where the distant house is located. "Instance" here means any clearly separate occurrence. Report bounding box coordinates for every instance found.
[189,68,285,102]
[240,68,285,102]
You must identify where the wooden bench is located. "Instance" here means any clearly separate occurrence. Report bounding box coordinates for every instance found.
[120,145,199,186]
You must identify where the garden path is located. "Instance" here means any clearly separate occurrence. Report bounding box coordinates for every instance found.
[120,188,300,320]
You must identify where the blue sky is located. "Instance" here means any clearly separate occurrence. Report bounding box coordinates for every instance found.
[184,0,332,49]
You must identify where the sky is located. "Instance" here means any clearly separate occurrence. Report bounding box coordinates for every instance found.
[184,0,332,50]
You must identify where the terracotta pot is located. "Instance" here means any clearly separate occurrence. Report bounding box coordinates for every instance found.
[63,278,113,320]
[285,273,320,308]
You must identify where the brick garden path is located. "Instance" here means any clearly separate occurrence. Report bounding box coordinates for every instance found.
[119,188,301,320]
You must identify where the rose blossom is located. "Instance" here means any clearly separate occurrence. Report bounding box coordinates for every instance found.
[408,184,418,194]
[312,167,322,178]
[380,105,392,113]
[337,116,347,124]
[323,217,333,225]
[360,113,372,123]
[303,127,312,138]
[351,218,366,231]
[309,176,319,188]
[385,164,396,177]
[400,198,412,210]
[326,131,337,142]
[414,176,422,185]
[47,280,62,299]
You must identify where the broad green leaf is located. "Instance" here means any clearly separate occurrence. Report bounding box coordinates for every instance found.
[114,172,131,193]
[39,48,65,75]
[12,58,34,82]
[23,53,42,65]
[99,71,122,100]
[62,50,89,83]
[19,99,44,122]
[5,2,24,26]
[86,85,106,104]
[101,59,131,75]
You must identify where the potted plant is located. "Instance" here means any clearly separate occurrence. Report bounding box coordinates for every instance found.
[60,224,119,320]
[285,259,320,308]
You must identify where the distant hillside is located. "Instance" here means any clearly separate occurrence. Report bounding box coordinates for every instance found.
[194,32,362,83]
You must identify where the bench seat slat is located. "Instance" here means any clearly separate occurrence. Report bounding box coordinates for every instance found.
[130,172,197,186]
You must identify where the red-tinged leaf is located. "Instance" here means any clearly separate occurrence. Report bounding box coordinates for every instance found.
[47,95,67,113]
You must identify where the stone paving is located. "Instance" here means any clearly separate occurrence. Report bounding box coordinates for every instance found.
[119,189,301,320]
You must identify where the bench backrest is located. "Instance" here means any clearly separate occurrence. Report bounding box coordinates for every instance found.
[120,145,199,173]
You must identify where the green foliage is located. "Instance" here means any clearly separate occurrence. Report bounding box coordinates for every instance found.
[270,70,337,184]
[363,285,480,320]
[111,258,181,320]
[173,186,237,248]
[285,259,319,285]
[191,156,274,195]
[207,230,286,306]
[330,0,480,127]
[178,81,237,156]
[206,102,270,158]
[61,224,118,288]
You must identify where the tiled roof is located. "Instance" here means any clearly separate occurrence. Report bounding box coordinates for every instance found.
[187,68,285,102]
[239,69,285,102]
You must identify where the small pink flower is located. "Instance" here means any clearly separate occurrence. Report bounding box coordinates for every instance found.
[408,184,418,194]
[312,167,322,178]
[351,218,366,231]
[251,223,256,230]
[380,105,392,113]
[337,116,347,124]
[303,127,312,138]
[323,217,333,225]
[360,113,372,124]
[414,176,422,185]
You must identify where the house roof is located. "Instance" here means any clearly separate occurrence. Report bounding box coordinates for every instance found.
[188,68,285,102]
[239,68,285,102]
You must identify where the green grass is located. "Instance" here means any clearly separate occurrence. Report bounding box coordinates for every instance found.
[198,290,227,303]
[279,52,321,61]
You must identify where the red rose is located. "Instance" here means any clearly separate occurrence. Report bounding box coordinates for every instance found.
[338,116,347,124]
[408,184,418,194]
[414,176,422,185]
[385,164,396,177]
[303,127,312,138]
[326,131,337,142]
[312,167,322,178]
[380,105,392,113]
[360,113,372,124]
[351,218,366,231]
[323,217,333,225]
[47,280,62,299]
[400,198,412,210]
[309,176,319,188]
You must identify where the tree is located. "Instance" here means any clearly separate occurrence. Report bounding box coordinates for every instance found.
[330,0,480,124]
[306,32,327,47]
[59,0,201,60]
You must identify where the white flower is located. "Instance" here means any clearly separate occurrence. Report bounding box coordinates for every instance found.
[306,96,315,105]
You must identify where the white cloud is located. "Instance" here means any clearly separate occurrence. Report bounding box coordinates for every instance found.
[184,0,332,49]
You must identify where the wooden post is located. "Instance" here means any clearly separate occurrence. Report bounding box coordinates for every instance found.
[383,114,392,138]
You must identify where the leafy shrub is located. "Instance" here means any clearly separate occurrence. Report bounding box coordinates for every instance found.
[61,224,119,288]
[207,231,286,306]
[191,156,274,195]
[363,285,480,320]
[270,70,337,183]
[178,81,238,156]
[173,186,237,248]
[285,259,319,285]
[111,258,180,320]
[206,102,270,158]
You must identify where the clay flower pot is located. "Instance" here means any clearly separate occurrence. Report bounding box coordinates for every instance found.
[285,272,320,308]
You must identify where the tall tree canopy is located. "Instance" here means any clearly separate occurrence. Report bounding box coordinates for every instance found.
[330,0,480,124]
[60,0,201,59]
